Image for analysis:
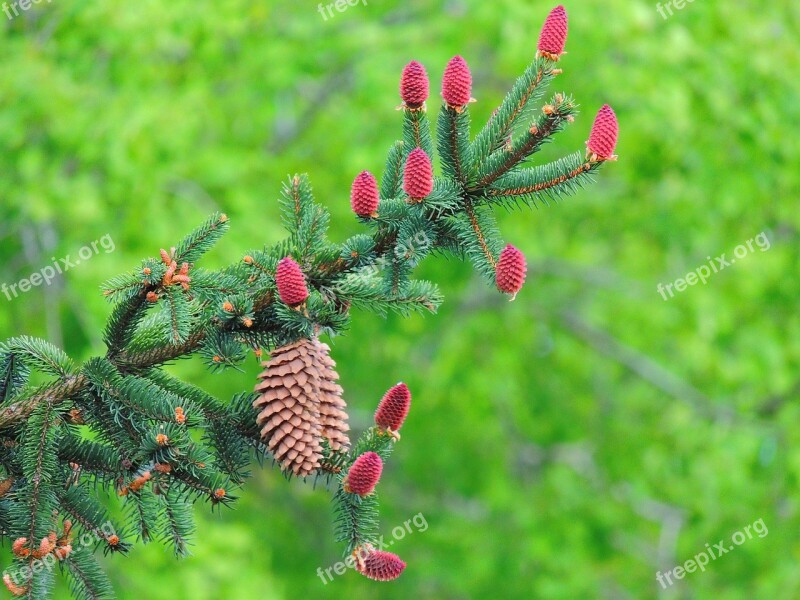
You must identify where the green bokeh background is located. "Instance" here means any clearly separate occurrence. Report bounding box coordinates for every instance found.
[1,1,798,598]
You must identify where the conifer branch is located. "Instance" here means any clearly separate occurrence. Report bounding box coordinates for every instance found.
[472,94,577,188]
[464,200,497,270]
[471,58,554,167]
[0,7,620,595]
[486,155,600,204]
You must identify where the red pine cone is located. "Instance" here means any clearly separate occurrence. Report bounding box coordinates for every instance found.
[441,55,472,107]
[357,549,407,582]
[403,148,434,202]
[496,244,527,296]
[537,5,569,58]
[400,61,429,108]
[587,104,619,160]
[344,451,383,496]
[350,170,380,217]
[275,257,309,306]
[375,383,411,432]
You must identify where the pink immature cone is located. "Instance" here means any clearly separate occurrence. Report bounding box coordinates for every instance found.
[350,171,380,217]
[537,5,569,60]
[275,257,309,306]
[403,148,434,202]
[344,451,383,496]
[375,382,411,432]
[356,549,407,582]
[587,104,619,160]
[441,55,472,108]
[400,61,429,108]
[496,244,527,299]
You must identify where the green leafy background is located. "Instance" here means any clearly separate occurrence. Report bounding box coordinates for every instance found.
[1,1,797,598]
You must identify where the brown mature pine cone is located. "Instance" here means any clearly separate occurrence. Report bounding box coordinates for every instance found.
[253,338,350,477]
[312,339,350,452]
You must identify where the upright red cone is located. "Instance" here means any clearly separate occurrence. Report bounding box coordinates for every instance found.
[344,452,383,496]
[400,61,429,108]
[495,244,527,299]
[587,104,619,160]
[275,257,309,306]
[441,55,472,109]
[537,6,569,60]
[356,548,407,582]
[350,171,380,217]
[375,383,411,433]
[403,148,434,202]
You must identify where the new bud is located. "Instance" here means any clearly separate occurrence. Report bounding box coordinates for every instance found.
[375,382,411,432]
[350,170,380,217]
[356,549,407,581]
[403,148,434,202]
[275,257,309,306]
[496,244,527,298]
[587,104,619,160]
[400,60,430,108]
[537,6,569,60]
[344,452,383,496]
[441,55,472,108]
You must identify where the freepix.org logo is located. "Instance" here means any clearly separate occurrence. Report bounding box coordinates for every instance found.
[2,234,116,301]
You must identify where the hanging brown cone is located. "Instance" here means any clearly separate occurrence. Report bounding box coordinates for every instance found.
[311,339,351,452]
[253,338,350,477]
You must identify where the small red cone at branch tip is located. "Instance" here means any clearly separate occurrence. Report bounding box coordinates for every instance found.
[375,382,411,436]
[537,5,569,61]
[403,148,434,203]
[275,257,309,306]
[400,60,430,109]
[355,548,407,581]
[343,451,383,496]
[496,244,527,300]
[442,55,474,110]
[350,170,380,217]
[586,104,619,161]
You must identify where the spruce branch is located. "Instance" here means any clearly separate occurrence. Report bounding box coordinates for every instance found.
[0,6,620,595]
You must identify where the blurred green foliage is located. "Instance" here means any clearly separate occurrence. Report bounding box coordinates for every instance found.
[1,1,798,598]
